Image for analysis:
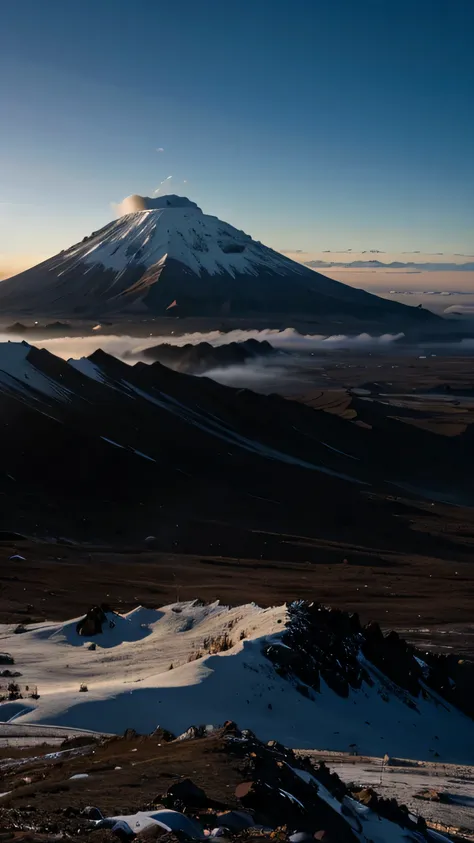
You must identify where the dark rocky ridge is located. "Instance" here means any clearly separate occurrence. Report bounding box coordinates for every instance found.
[129,338,277,374]
[265,601,474,720]
[0,341,473,554]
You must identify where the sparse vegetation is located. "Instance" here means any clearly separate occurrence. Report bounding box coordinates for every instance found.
[185,634,234,661]
[7,681,22,700]
[187,650,203,662]
[0,680,39,701]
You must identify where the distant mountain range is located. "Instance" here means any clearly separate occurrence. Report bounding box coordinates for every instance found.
[305,259,474,271]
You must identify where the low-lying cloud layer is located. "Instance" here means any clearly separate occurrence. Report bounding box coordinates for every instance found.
[3,328,474,395]
[13,327,405,363]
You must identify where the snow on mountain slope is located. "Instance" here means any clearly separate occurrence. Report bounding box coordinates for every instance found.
[1,600,473,764]
[0,341,73,402]
[69,197,302,281]
[0,194,438,322]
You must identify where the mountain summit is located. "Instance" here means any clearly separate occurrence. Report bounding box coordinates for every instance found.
[0,195,436,324]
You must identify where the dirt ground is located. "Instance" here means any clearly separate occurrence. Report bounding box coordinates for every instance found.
[2,533,474,650]
[0,732,244,817]
[1,731,473,840]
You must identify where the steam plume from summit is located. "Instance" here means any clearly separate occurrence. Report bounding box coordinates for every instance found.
[117,194,201,216]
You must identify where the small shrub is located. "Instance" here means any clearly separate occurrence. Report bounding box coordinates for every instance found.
[7,681,22,700]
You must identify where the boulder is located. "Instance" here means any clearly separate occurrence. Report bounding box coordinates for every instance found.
[76,606,108,637]
[163,778,210,811]
[81,806,105,820]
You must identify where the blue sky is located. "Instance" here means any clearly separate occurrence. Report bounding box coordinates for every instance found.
[1,0,473,273]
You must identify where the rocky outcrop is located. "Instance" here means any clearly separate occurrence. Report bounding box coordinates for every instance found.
[76,606,109,637]
[265,601,369,698]
[264,601,474,719]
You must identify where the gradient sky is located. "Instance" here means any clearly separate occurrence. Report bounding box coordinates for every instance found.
[1,0,473,274]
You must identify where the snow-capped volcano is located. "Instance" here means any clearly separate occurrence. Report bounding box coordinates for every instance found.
[0,195,437,323]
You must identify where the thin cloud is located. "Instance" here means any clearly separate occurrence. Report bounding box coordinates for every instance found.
[153,175,173,196]
[290,248,386,256]
[156,147,165,152]
[444,305,474,314]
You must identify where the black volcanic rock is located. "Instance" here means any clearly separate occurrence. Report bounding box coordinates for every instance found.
[76,605,108,637]
[263,600,474,721]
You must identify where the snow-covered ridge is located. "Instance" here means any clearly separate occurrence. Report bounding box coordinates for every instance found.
[1,599,473,764]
